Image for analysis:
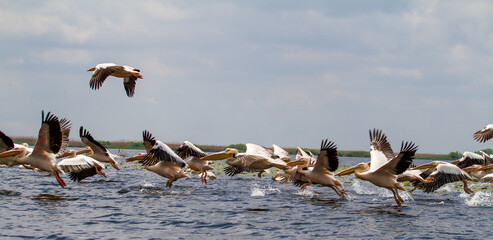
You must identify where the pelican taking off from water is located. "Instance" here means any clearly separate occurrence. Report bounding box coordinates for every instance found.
[78,126,121,170]
[0,111,71,187]
[336,129,418,207]
[87,63,143,97]
[175,141,214,184]
[125,130,189,188]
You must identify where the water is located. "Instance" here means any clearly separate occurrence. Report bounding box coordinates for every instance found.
[0,151,491,239]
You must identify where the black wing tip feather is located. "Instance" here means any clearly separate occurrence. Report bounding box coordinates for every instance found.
[320,139,337,152]
[394,141,418,175]
[142,130,156,145]
[0,130,14,149]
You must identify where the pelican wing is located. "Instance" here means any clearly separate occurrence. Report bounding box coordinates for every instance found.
[457,152,485,169]
[245,143,274,158]
[369,129,395,172]
[473,124,493,143]
[175,141,207,159]
[0,130,14,152]
[141,141,187,168]
[123,76,137,97]
[89,64,122,90]
[313,139,339,173]
[142,130,156,153]
[57,156,96,173]
[80,126,108,154]
[415,163,472,193]
[56,118,72,156]
[376,141,417,175]
[32,111,63,155]
[273,144,289,159]
[236,154,270,168]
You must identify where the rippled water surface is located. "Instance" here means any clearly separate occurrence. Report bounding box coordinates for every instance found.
[0,151,492,239]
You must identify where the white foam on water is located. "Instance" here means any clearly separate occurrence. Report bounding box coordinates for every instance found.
[465,191,493,207]
[296,188,316,197]
[250,184,280,197]
[143,182,154,187]
[351,180,392,197]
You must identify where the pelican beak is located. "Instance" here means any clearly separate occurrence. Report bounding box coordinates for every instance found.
[87,67,96,71]
[0,148,23,158]
[450,160,460,165]
[287,160,307,166]
[480,165,493,171]
[76,147,91,155]
[200,151,233,161]
[56,151,73,159]
[474,129,482,134]
[125,154,146,162]
[335,164,363,176]
[412,163,436,170]
[462,166,480,173]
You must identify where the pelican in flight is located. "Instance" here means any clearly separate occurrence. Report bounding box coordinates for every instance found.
[87,63,143,97]
[336,129,418,207]
[292,139,347,198]
[175,141,214,184]
[125,130,189,188]
[200,143,290,178]
[412,161,474,194]
[272,144,292,162]
[0,111,71,187]
[0,130,32,167]
[78,126,120,170]
[57,150,107,182]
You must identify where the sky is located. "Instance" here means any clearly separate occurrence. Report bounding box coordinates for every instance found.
[1,0,493,154]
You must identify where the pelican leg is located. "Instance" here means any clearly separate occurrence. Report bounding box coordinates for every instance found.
[110,160,121,170]
[333,185,347,199]
[462,181,473,194]
[390,188,403,207]
[95,167,107,178]
[203,171,208,185]
[257,170,264,179]
[166,178,176,188]
[300,182,312,191]
[53,170,67,188]
[329,186,344,198]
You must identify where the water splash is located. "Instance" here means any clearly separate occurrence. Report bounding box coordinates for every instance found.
[465,191,493,207]
[351,180,412,201]
[250,184,280,197]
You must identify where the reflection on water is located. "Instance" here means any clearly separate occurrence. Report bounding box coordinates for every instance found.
[0,155,491,239]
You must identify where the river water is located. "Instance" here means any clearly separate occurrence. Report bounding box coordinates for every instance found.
[0,150,491,239]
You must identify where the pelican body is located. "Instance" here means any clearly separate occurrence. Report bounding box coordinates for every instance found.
[87,63,143,97]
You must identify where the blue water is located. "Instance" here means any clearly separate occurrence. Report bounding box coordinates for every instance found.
[0,150,491,239]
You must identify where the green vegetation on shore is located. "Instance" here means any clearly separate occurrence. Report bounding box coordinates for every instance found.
[11,137,487,161]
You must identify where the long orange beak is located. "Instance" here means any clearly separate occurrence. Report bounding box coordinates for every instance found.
[125,154,146,162]
[87,67,96,71]
[76,147,92,155]
[335,164,363,176]
[480,165,493,171]
[200,151,233,161]
[0,148,23,158]
[287,160,307,166]
[412,162,436,170]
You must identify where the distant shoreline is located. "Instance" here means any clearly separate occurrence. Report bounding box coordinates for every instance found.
[12,136,468,161]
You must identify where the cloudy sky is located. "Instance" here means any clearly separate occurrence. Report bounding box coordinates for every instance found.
[1,0,493,154]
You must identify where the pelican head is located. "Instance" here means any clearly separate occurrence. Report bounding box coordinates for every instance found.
[412,161,440,170]
[335,162,369,176]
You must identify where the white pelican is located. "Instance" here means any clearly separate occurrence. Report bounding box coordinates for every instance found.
[412,161,474,194]
[0,111,71,187]
[87,63,143,97]
[57,150,107,182]
[451,151,486,169]
[473,124,493,143]
[175,140,214,184]
[78,126,120,170]
[125,130,189,188]
[200,143,290,178]
[272,144,291,162]
[336,129,418,207]
[0,130,33,167]
[293,139,347,198]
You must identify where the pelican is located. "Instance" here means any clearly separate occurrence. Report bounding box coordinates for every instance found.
[57,150,107,182]
[87,63,143,97]
[451,151,486,169]
[336,129,418,207]
[78,126,120,170]
[200,143,290,178]
[272,147,314,184]
[175,140,214,184]
[272,144,291,162]
[0,130,32,167]
[473,124,493,143]
[0,111,71,187]
[412,161,474,194]
[293,139,347,198]
[478,165,493,182]
[125,130,189,188]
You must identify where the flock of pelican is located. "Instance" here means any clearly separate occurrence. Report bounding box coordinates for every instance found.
[0,63,492,207]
